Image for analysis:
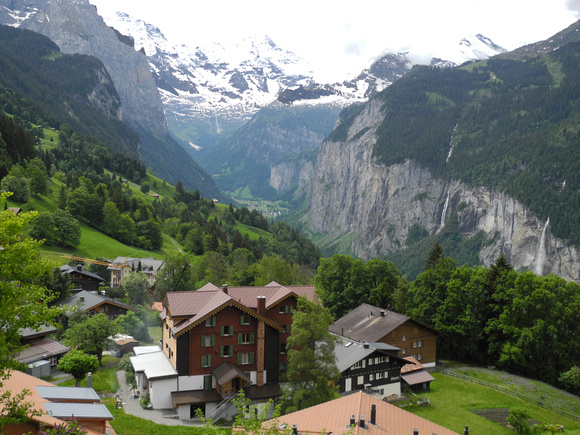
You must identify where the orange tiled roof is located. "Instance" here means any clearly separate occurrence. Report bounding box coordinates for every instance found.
[0,370,115,435]
[258,390,458,435]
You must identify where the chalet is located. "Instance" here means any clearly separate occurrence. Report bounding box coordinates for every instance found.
[256,390,459,435]
[0,370,114,435]
[108,256,165,288]
[131,281,316,420]
[333,335,407,400]
[401,356,435,393]
[329,303,439,367]
[59,264,106,292]
[17,324,70,377]
[57,290,137,320]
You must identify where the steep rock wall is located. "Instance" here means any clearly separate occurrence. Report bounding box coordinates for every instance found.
[305,99,580,282]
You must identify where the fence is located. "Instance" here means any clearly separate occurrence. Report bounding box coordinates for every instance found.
[438,369,580,423]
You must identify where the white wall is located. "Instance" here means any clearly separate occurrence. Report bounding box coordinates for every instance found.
[150,377,178,409]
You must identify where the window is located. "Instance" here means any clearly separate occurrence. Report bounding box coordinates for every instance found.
[238,332,255,345]
[357,376,364,385]
[201,354,212,368]
[376,372,384,379]
[238,352,254,365]
[279,362,288,374]
[414,353,423,361]
[369,374,375,381]
[283,324,291,333]
[203,375,212,391]
[240,314,250,325]
[376,356,386,364]
[413,340,423,348]
[201,335,215,348]
[402,335,407,342]
[205,316,216,327]
[352,361,362,370]
[221,325,233,336]
[401,348,407,355]
[279,343,287,354]
[279,305,290,314]
[220,345,233,358]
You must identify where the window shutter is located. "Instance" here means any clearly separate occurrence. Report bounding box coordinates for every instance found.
[250,333,255,344]
[240,314,244,325]
[204,375,212,390]
[201,336,205,348]
[221,326,225,336]
[238,353,242,365]
[238,333,242,345]
[201,355,205,367]
[249,352,254,364]
[220,346,224,357]
[208,355,212,366]
[229,325,234,336]
[229,345,233,356]
[211,335,215,346]
[212,316,217,327]
[285,305,289,314]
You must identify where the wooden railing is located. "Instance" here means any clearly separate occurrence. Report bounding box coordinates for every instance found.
[438,369,580,423]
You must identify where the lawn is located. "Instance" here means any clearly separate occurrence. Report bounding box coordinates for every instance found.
[104,398,231,434]
[407,373,580,434]
[57,354,120,393]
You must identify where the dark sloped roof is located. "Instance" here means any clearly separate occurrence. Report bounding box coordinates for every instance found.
[333,334,403,373]
[17,338,70,363]
[401,370,435,386]
[329,303,433,343]
[171,389,222,406]
[59,265,105,282]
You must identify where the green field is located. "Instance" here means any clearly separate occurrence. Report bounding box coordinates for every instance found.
[407,372,580,434]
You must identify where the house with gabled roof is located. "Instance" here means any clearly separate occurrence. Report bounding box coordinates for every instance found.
[136,281,315,420]
[108,256,165,288]
[0,370,115,435]
[332,334,408,401]
[329,303,439,367]
[17,324,70,377]
[57,290,137,320]
[401,356,435,393]
[59,264,106,292]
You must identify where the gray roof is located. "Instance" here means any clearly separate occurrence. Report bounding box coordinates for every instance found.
[59,265,105,283]
[57,290,135,315]
[401,370,435,386]
[212,361,252,386]
[19,323,58,339]
[17,338,70,363]
[108,257,165,273]
[332,334,401,373]
[329,303,415,342]
[43,402,113,420]
[36,386,100,402]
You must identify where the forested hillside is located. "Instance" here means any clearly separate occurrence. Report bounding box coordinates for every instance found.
[370,42,580,246]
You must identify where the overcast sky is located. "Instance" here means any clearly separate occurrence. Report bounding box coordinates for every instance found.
[89,0,580,82]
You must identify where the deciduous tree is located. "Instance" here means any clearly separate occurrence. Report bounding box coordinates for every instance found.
[57,350,98,387]
[63,313,119,365]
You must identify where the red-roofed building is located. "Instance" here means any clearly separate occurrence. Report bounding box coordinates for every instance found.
[252,390,459,435]
[140,281,316,419]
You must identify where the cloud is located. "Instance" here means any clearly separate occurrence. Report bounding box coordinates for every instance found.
[566,0,580,16]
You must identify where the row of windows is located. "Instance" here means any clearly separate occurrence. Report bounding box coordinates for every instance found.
[201,333,256,347]
[203,316,291,333]
[351,355,389,370]
[201,352,254,368]
[278,305,295,314]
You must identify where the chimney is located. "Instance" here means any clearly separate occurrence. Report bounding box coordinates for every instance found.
[257,296,266,316]
[76,264,83,271]
[370,404,376,425]
[222,284,228,294]
[413,430,419,435]
[87,372,92,388]
[350,415,356,427]
[363,342,369,348]
[380,309,386,317]
[292,425,298,435]
[80,296,84,301]
[464,426,469,435]
[359,415,366,429]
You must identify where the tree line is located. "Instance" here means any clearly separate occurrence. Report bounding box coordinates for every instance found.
[315,245,580,394]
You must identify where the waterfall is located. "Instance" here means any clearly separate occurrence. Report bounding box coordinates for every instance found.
[439,190,450,231]
[214,115,221,134]
[446,124,458,163]
[535,217,550,275]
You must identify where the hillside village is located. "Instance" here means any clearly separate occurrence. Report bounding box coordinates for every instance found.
[2,1,580,434]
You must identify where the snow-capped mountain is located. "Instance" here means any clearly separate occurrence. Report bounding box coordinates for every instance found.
[99,11,507,151]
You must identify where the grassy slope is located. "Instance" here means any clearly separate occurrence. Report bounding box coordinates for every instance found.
[408,372,580,434]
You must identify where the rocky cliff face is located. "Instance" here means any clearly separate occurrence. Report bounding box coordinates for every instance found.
[304,98,580,282]
[1,0,167,133]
